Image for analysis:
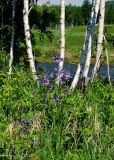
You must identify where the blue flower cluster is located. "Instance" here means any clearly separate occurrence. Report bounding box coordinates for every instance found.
[55,68,72,84]
[53,55,63,63]
[37,73,54,90]
[38,73,54,89]
[37,55,72,102]
[37,55,72,87]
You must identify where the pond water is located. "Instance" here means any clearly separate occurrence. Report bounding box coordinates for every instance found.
[36,62,114,80]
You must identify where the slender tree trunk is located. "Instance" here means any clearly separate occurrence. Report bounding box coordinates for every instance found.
[23,0,37,80]
[8,0,16,76]
[57,0,65,84]
[70,0,100,89]
[59,0,65,68]
[82,0,100,78]
[92,0,105,81]
[104,36,110,81]
[59,0,65,71]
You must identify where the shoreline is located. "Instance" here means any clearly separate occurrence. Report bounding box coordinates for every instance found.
[36,58,114,65]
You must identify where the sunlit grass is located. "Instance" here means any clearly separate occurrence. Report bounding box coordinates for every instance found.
[32,25,114,64]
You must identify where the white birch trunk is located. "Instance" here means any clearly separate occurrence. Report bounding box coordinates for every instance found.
[82,0,100,78]
[59,0,65,71]
[8,0,16,76]
[82,35,92,78]
[23,0,37,80]
[70,0,100,89]
[92,0,105,81]
[56,0,65,84]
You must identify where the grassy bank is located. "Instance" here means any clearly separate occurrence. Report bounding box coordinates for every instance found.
[32,25,114,64]
[0,71,114,159]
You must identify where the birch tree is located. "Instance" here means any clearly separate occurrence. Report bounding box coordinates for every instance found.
[92,0,105,81]
[70,0,100,89]
[56,0,65,84]
[8,0,16,76]
[59,0,65,71]
[23,0,37,80]
[82,0,100,78]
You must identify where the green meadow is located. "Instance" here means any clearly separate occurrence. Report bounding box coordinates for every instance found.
[32,25,114,64]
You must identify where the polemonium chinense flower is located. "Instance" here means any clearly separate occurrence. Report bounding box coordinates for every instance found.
[44,76,52,90]
[21,118,27,123]
[20,126,26,131]
[52,95,60,102]
[64,71,72,80]
[58,69,65,79]
[46,83,52,90]
[64,89,69,95]
[44,76,50,85]
[37,75,52,90]
[53,55,63,63]
[56,69,72,84]
[37,76,43,84]
[49,72,54,80]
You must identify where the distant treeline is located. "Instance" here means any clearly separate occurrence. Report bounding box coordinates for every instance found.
[30,0,114,28]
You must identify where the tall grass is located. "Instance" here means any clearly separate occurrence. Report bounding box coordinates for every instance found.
[0,71,114,159]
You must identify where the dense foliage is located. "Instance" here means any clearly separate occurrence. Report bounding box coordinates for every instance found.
[0,69,114,159]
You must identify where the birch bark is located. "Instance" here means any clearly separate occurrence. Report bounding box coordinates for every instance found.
[23,0,37,80]
[8,0,16,76]
[56,0,65,84]
[70,0,100,89]
[59,0,65,71]
[82,0,100,78]
[92,0,105,81]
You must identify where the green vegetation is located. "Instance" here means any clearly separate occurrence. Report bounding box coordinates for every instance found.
[32,25,114,64]
[1,1,114,159]
[0,71,114,159]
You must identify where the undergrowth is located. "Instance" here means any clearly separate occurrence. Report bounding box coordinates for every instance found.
[0,71,114,160]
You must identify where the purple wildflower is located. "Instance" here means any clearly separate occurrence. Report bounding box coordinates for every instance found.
[21,118,27,123]
[37,76,43,84]
[59,78,63,84]
[56,69,72,83]
[64,89,69,95]
[46,83,52,90]
[52,95,60,102]
[43,76,52,90]
[53,55,63,63]
[64,71,72,80]
[44,76,50,85]
[58,69,65,79]
[49,72,54,80]
[20,126,26,131]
